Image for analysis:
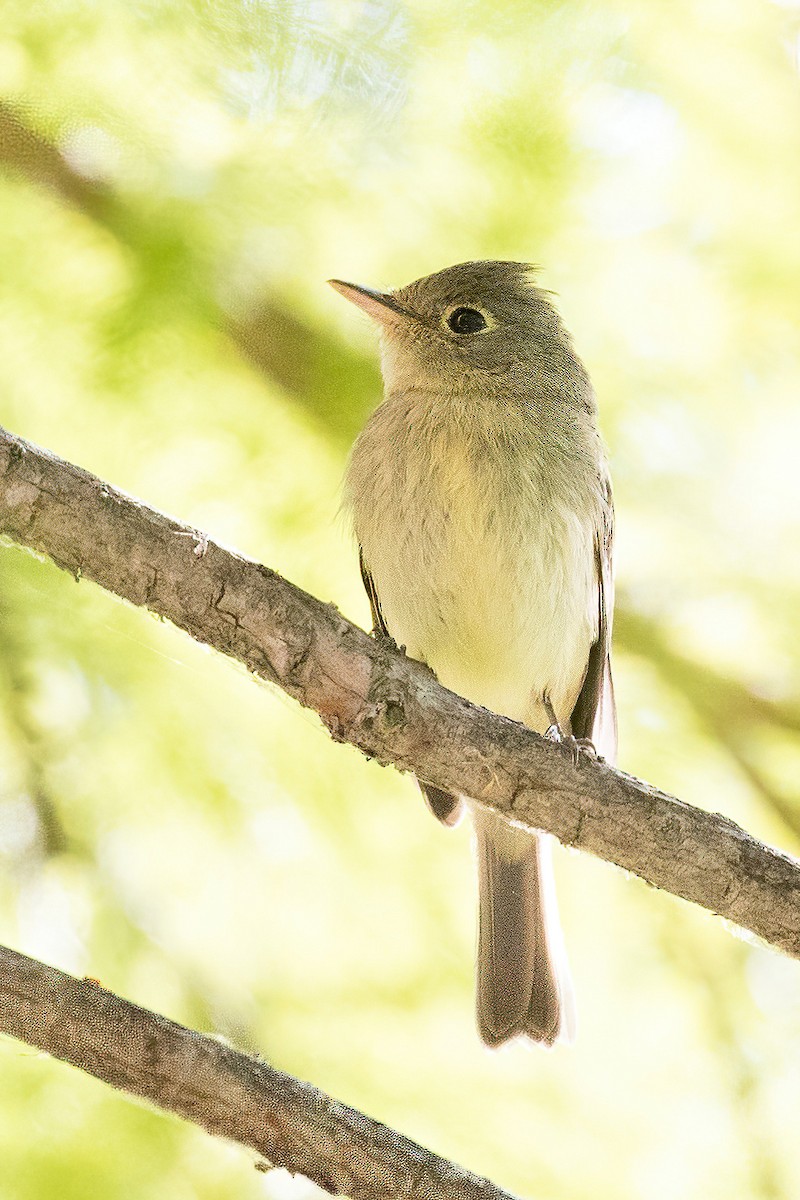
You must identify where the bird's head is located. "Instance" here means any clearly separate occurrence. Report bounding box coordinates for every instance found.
[329,260,588,405]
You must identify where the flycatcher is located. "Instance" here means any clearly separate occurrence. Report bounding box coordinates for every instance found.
[331,261,616,1047]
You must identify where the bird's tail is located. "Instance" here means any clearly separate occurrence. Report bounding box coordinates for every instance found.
[473,806,575,1047]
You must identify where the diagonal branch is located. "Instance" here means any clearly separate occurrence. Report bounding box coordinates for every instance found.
[4,99,799,775]
[615,606,800,739]
[0,423,799,957]
[0,943,518,1200]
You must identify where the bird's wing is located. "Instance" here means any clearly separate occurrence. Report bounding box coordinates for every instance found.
[358,547,464,826]
[569,474,617,765]
[358,546,387,637]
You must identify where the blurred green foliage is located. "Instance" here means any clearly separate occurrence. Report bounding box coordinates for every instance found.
[1,1,800,1197]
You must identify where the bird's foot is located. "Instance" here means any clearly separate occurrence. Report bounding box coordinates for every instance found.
[545,723,582,767]
[373,627,406,655]
[374,633,441,684]
[543,697,597,768]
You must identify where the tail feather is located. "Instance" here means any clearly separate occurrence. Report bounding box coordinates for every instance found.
[474,806,574,1047]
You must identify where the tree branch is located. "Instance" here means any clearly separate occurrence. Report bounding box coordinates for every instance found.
[0,943,518,1200]
[1,423,799,957]
[5,101,800,772]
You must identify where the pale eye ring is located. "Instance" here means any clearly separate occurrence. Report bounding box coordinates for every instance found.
[446,306,488,335]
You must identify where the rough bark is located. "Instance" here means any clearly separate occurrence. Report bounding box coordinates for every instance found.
[0,944,518,1200]
[1,423,799,957]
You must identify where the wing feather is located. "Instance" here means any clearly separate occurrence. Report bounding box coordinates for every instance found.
[358,548,464,826]
[569,474,617,764]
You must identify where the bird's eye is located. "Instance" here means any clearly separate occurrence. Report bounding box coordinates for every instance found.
[447,307,488,335]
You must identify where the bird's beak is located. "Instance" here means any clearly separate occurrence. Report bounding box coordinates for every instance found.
[328,279,410,328]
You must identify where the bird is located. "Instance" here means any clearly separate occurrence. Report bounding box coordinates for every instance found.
[331,260,615,1047]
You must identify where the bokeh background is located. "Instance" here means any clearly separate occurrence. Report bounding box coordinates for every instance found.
[1,1,800,1197]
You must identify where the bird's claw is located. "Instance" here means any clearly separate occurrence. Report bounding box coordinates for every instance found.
[544,725,597,769]
[373,627,405,654]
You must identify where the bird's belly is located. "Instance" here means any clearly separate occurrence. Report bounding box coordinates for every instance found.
[361,493,598,732]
